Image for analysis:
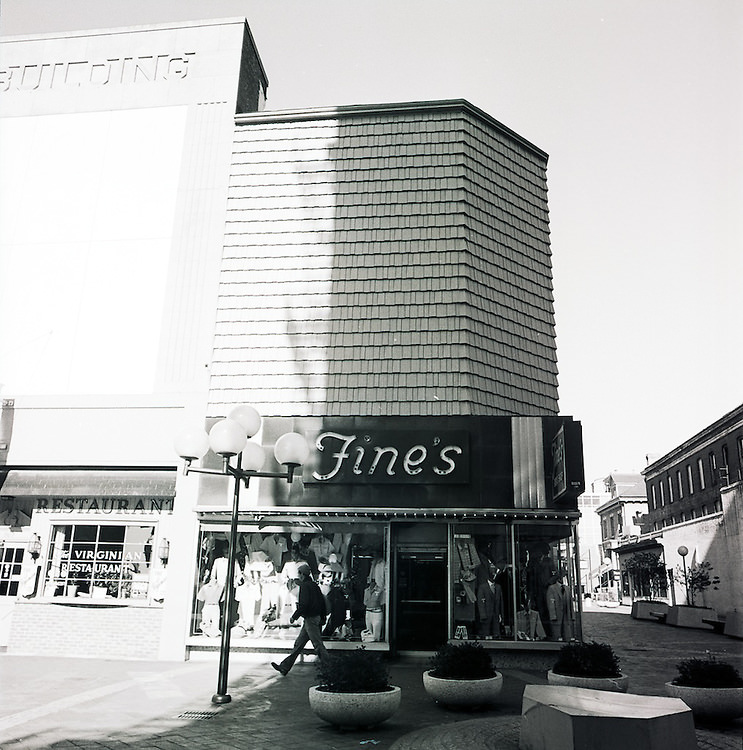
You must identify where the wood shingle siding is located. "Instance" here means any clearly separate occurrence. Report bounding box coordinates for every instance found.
[209,101,559,418]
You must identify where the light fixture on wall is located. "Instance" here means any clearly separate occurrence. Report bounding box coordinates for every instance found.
[174,405,309,705]
[27,533,42,559]
[157,538,170,565]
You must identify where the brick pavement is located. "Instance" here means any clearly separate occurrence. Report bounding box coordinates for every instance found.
[0,605,740,749]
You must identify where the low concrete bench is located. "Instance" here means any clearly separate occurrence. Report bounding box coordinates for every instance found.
[723,609,743,638]
[519,685,696,750]
[648,610,667,623]
[701,616,726,633]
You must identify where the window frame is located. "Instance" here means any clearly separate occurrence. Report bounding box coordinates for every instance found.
[697,458,706,490]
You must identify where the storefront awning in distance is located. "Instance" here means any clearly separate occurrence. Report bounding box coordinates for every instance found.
[0,465,177,497]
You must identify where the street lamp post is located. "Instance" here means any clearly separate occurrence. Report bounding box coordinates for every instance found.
[677,545,689,605]
[174,405,309,705]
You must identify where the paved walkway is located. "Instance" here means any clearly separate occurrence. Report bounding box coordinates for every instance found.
[0,604,740,749]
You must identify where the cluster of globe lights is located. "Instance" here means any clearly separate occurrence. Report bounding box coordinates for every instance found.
[174,404,310,474]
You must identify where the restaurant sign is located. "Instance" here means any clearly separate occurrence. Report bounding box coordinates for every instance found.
[310,430,469,484]
[35,497,173,514]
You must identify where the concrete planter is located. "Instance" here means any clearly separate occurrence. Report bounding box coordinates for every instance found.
[422,670,503,708]
[547,669,629,693]
[308,685,401,728]
[665,682,743,722]
[665,605,716,630]
[631,600,668,620]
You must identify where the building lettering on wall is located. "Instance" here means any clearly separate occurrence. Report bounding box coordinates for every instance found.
[311,430,469,484]
[0,53,196,92]
[35,497,173,514]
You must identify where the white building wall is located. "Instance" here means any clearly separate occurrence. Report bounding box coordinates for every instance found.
[0,19,267,660]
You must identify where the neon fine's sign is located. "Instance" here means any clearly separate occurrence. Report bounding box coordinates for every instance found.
[311,431,469,484]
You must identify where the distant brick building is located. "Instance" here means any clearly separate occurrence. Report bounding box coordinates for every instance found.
[617,404,743,614]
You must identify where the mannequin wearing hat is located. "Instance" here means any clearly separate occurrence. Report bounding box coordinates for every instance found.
[476,562,504,639]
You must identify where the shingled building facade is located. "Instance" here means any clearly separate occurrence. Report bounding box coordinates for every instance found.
[1,19,584,661]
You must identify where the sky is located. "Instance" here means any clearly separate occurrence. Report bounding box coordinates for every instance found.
[2,0,741,488]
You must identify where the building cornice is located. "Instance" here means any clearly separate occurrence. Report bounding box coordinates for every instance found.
[643,403,743,478]
[235,98,548,161]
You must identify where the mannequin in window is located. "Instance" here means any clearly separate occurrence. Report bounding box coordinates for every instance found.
[256,555,280,634]
[309,532,335,562]
[297,538,319,577]
[362,555,386,641]
[546,572,573,641]
[494,560,514,636]
[319,558,348,638]
[199,540,228,637]
[279,545,303,627]
[281,532,303,570]
[260,533,288,571]
[233,554,262,634]
[477,562,504,639]
[526,542,553,636]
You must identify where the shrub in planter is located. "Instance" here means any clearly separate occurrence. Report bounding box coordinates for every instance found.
[428,641,497,679]
[309,647,401,728]
[552,640,621,678]
[423,642,503,708]
[316,646,391,693]
[672,657,743,688]
[548,641,629,692]
[665,655,743,722]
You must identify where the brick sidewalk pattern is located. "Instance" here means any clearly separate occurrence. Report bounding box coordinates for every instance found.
[0,606,740,749]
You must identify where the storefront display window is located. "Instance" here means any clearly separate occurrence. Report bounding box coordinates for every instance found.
[451,521,578,643]
[192,524,389,644]
[1,545,25,596]
[44,524,157,600]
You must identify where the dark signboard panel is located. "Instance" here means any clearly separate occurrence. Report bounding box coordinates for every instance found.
[258,415,583,512]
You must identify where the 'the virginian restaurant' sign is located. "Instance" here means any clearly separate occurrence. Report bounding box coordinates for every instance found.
[310,430,469,484]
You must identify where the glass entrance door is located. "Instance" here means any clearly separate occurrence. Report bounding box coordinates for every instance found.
[394,546,447,650]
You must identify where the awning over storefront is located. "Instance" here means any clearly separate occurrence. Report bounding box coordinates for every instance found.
[0,466,177,498]
[195,507,580,524]
[614,537,665,555]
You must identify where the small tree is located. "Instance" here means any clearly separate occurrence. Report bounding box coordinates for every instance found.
[676,561,720,606]
[622,552,667,600]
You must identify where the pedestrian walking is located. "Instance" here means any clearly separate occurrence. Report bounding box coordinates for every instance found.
[271,563,329,675]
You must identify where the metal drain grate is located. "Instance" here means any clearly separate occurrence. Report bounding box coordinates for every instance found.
[177,710,219,720]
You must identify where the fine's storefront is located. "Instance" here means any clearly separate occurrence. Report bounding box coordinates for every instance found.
[185,415,585,658]
[2,416,583,662]
[189,517,580,653]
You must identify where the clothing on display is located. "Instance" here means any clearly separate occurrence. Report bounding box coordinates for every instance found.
[546,577,574,641]
[194,529,387,643]
[476,576,504,639]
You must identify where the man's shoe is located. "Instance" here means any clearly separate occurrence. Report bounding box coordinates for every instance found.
[271,662,288,676]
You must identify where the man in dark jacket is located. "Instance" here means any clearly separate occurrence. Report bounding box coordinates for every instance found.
[272,564,328,675]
